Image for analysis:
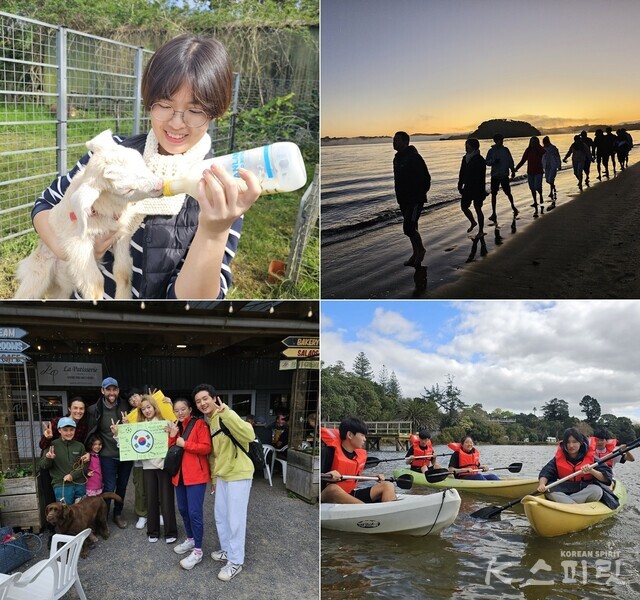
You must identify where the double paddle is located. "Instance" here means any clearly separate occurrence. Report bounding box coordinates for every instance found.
[424,462,523,483]
[364,453,453,469]
[471,437,640,520]
[321,473,414,490]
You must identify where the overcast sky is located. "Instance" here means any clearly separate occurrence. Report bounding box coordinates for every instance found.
[322,301,640,423]
[322,0,640,136]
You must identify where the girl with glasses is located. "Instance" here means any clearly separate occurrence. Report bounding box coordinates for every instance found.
[31,34,261,299]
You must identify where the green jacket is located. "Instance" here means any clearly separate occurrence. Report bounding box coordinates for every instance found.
[39,437,87,487]
[207,407,254,483]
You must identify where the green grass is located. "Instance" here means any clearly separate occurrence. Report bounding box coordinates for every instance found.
[228,189,319,299]
[0,194,318,300]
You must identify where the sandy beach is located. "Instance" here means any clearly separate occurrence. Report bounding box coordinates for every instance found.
[321,159,640,299]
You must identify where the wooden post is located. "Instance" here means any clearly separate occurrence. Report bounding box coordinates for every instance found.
[0,368,20,471]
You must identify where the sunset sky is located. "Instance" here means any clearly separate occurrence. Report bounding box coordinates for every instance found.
[322,0,640,137]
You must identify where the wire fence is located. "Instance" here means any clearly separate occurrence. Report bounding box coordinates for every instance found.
[0,11,320,244]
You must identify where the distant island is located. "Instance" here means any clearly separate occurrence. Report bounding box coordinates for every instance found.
[322,119,640,147]
[446,119,540,140]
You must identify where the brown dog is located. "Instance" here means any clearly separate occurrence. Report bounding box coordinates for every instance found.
[45,492,122,557]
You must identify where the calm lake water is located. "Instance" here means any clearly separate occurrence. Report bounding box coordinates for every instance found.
[321,444,640,599]
[321,131,640,245]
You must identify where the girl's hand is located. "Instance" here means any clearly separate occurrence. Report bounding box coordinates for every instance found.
[88,471,94,477]
[93,231,117,259]
[121,411,129,424]
[176,437,185,448]
[166,420,180,438]
[42,421,53,439]
[195,164,261,235]
[81,453,90,463]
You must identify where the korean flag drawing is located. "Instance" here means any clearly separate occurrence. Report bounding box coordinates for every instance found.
[131,429,154,453]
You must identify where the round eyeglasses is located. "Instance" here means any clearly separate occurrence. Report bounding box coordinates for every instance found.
[150,103,210,128]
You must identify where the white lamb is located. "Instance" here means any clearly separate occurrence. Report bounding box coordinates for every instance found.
[15,130,164,300]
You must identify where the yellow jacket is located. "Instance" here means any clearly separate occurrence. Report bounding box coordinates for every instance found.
[207,406,254,482]
[127,400,176,424]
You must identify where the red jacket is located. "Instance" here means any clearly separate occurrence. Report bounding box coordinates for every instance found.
[169,416,211,486]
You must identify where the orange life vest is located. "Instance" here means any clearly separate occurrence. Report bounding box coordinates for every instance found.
[321,427,367,494]
[591,438,618,467]
[554,441,596,481]
[448,442,480,477]
[410,435,434,468]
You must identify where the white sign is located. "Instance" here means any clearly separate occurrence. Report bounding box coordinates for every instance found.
[279,359,298,371]
[37,362,103,387]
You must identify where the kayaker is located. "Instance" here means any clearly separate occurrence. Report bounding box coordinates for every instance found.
[320,418,396,504]
[592,428,635,469]
[447,435,500,480]
[405,430,442,474]
[536,427,619,508]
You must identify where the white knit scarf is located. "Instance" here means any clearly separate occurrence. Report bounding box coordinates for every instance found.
[134,129,212,215]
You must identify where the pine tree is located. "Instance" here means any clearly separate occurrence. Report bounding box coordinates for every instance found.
[352,352,374,380]
[378,365,389,392]
[388,371,402,399]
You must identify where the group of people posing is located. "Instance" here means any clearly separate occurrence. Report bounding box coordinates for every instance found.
[320,417,634,508]
[392,128,634,261]
[39,378,257,581]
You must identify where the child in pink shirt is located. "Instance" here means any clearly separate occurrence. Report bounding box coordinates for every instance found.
[85,434,103,496]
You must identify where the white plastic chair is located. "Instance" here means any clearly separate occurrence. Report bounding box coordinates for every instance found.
[7,528,91,600]
[271,445,288,484]
[262,444,275,486]
[0,573,21,600]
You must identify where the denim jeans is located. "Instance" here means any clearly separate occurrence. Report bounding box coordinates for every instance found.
[53,483,86,505]
[100,456,134,516]
[175,483,206,549]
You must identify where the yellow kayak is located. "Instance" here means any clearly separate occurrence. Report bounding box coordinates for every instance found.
[392,468,539,499]
[522,481,627,537]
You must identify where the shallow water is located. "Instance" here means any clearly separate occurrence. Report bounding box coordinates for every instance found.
[321,444,640,599]
[321,131,640,245]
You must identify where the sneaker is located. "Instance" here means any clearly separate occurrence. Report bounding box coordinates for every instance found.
[165,537,177,544]
[180,550,203,570]
[136,517,147,530]
[403,255,416,267]
[218,562,243,581]
[211,550,228,562]
[488,214,497,223]
[148,536,158,543]
[113,515,127,529]
[174,538,195,555]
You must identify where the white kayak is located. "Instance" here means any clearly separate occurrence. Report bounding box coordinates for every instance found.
[321,488,461,536]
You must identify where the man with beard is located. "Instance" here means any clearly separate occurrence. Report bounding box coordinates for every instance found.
[86,377,133,528]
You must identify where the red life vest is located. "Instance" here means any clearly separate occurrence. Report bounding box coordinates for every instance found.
[554,442,596,481]
[321,427,367,494]
[448,442,480,477]
[410,435,434,468]
[591,438,618,467]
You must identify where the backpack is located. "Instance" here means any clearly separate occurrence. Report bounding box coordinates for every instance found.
[218,420,265,473]
[163,417,198,477]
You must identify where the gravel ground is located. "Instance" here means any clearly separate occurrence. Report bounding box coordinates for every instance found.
[14,474,319,599]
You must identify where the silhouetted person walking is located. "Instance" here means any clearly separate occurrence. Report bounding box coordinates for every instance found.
[515,136,546,206]
[458,138,486,238]
[393,131,431,267]
[542,136,561,204]
[593,128,608,179]
[579,131,594,186]
[603,126,618,176]
[485,133,517,223]
[563,135,591,191]
[616,129,631,171]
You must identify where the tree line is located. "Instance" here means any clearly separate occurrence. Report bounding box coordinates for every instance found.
[321,353,640,444]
